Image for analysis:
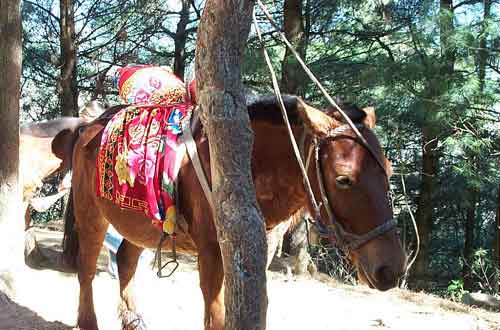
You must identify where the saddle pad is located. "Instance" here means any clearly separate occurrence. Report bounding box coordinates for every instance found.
[115,65,187,105]
[96,103,191,234]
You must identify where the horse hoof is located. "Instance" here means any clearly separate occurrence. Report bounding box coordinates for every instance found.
[76,324,99,330]
[76,317,99,330]
[121,311,147,330]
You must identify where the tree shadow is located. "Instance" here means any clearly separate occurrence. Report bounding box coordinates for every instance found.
[0,292,73,330]
[24,227,109,275]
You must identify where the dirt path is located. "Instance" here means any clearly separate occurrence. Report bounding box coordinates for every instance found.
[1,228,498,330]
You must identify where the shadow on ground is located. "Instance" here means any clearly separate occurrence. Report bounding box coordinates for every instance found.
[0,292,72,330]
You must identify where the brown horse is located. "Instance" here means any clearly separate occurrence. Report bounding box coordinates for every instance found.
[52,95,406,330]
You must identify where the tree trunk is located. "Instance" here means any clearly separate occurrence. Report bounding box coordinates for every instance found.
[412,125,439,285]
[59,0,79,117]
[276,0,313,275]
[494,189,499,293]
[0,0,23,298]
[439,0,455,78]
[411,0,455,287]
[173,0,190,80]
[196,1,268,329]
[91,69,109,102]
[462,0,492,291]
[477,0,491,92]
[463,187,478,290]
[281,0,306,96]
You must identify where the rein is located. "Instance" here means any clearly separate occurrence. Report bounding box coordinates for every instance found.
[253,7,397,251]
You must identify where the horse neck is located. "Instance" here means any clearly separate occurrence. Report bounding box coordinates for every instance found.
[251,120,310,228]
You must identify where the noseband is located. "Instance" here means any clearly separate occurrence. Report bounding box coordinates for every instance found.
[303,124,397,251]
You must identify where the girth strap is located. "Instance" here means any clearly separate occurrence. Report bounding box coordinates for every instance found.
[180,110,215,212]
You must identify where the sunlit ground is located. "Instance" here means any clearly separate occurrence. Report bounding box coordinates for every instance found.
[2,229,498,330]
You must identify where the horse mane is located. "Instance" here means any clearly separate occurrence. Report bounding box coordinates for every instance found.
[247,95,301,125]
[246,95,367,125]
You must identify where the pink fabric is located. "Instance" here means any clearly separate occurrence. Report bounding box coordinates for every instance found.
[97,65,191,233]
[115,65,187,106]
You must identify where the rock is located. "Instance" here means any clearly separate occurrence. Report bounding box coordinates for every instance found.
[24,228,45,268]
[462,292,500,311]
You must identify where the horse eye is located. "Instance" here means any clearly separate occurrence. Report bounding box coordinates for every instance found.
[336,175,352,189]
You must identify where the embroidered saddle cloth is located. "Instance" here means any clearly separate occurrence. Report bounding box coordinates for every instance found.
[96,65,192,234]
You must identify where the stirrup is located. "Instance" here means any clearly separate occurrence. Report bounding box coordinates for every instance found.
[153,232,179,278]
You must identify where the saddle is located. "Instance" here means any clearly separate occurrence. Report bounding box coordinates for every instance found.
[95,65,206,237]
[96,102,191,232]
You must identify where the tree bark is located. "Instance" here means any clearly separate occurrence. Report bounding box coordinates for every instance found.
[59,0,79,117]
[281,0,306,96]
[412,124,439,284]
[195,1,268,329]
[463,187,478,290]
[477,0,491,92]
[462,0,492,291]
[494,188,499,293]
[91,70,109,101]
[0,0,23,298]
[173,0,190,80]
[412,0,455,286]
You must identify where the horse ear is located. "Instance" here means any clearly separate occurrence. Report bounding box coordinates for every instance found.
[362,106,376,128]
[296,98,336,137]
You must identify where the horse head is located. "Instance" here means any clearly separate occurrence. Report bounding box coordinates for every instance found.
[297,99,406,291]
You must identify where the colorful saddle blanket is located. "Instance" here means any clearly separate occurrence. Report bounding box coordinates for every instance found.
[96,65,192,234]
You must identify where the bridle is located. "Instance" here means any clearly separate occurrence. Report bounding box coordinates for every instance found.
[253,4,398,253]
[302,123,398,252]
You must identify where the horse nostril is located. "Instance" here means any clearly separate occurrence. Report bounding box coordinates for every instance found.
[336,175,352,189]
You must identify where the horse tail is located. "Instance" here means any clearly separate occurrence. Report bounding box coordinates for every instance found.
[62,188,79,271]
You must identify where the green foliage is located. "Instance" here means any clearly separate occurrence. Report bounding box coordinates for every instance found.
[465,249,500,295]
[447,278,468,301]
[21,0,199,120]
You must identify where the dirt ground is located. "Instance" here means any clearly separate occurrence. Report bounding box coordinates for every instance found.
[1,228,499,330]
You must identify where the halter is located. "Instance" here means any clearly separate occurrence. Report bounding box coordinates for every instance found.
[253,6,397,252]
[302,124,397,251]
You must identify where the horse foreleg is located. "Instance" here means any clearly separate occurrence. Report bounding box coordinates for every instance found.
[116,239,146,330]
[75,212,108,330]
[198,245,225,330]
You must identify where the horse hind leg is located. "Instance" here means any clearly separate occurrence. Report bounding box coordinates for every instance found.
[73,201,108,330]
[116,239,147,330]
[198,244,225,330]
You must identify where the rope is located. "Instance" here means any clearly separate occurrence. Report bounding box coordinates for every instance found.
[254,0,388,175]
[253,2,414,257]
[400,173,420,273]
[252,11,321,218]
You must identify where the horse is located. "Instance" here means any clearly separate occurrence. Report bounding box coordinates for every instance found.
[51,95,407,330]
[20,117,87,230]
[20,101,106,230]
